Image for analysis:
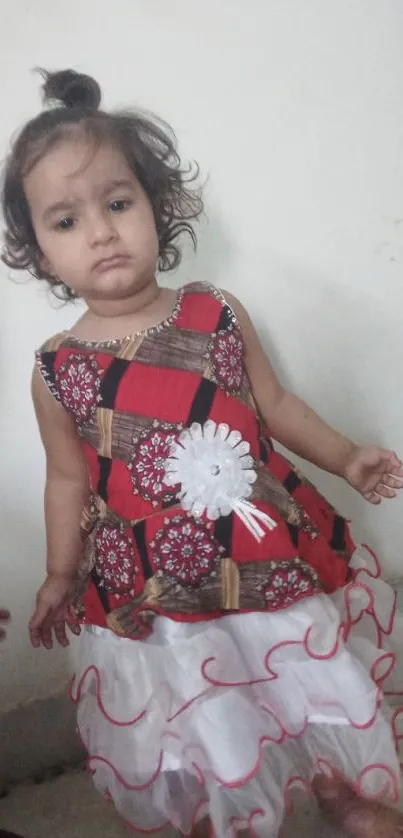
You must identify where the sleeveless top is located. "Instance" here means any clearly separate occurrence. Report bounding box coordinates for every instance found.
[36,282,353,639]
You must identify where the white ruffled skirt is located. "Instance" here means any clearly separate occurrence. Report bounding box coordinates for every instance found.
[71,546,403,837]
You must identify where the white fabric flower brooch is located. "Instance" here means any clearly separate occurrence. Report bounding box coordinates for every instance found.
[164,421,277,541]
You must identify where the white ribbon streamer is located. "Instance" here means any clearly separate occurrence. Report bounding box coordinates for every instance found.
[232,499,277,542]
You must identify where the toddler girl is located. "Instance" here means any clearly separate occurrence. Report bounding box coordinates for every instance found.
[3,69,403,837]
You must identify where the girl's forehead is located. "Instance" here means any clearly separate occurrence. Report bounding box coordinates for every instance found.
[24,139,136,204]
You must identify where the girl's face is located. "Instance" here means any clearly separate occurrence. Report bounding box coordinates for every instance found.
[24,136,159,303]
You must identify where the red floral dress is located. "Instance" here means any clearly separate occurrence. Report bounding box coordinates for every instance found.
[36,282,355,638]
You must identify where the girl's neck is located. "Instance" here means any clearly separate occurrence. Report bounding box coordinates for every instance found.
[72,281,178,342]
[84,277,161,321]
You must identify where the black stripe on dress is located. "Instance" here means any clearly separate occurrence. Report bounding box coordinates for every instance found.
[133,520,153,580]
[330,515,346,553]
[97,456,112,502]
[214,513,233,556]
[284,471,302,495]
[287,522,299,548]
[187,378,217,426]
[100,358,130,409]
[259,438,269,464]
[38,350,56,380]
[90,570,110,613]
[216,305,233,333]
[256,419,269,465]
[37,352,61,403]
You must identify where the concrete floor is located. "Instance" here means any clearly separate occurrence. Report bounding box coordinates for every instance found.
[0,767,344,837]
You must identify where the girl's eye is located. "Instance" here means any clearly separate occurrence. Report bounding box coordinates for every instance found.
[56,217,75,231]
[109,199,132,213]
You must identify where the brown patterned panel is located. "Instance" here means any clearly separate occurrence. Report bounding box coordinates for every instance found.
[80,411,175,462]
[135,327,211,374]
[110,412,157,461]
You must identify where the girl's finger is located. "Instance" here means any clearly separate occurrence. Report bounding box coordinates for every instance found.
[66,608,81,637]
[29,609,48,648]
[54,621,69,647]
[29,627,41,648]
[382,472,403,489]
[66,612,81,637]
[373,483,396,499]
[39,614,55,650]
[363,491,382,505]
[384,452,403,475]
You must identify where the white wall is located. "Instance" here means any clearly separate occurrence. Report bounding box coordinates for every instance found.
[1,0,403,710]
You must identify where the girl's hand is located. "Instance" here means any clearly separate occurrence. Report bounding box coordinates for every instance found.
[343,446,403,504]
[0,609,10,641]
[29,574,81,650]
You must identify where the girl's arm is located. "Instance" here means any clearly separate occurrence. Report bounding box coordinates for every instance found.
[29,368,89,648]
[225,291,402,502]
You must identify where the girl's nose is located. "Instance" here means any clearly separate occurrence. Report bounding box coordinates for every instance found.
[88,212,118,246]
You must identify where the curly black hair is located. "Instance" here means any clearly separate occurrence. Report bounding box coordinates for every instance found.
[1,69,203,301]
